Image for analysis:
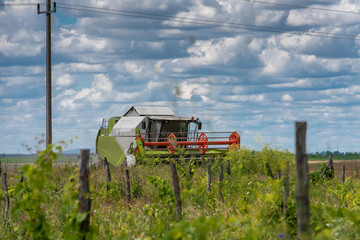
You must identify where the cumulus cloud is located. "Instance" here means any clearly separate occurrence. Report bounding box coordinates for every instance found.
[55,74,76,88]
[281,94,294,102]
[54,27,112,54]
[2,0,360,152]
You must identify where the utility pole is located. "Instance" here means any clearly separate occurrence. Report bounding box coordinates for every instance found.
[38,1,56,147]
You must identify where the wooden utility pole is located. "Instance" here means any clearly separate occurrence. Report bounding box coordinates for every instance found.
[38,1,56,147]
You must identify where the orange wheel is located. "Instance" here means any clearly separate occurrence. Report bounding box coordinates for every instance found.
[167,133,177,154]
[198,133,208,154]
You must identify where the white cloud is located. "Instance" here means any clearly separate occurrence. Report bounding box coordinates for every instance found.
[224,94,265,102]
[55,74,75,87]
[54,27,112,54]
[124,61,143,74]
[147,81,164,90]
[281,94,294,102]
[165,0,217,27]
[54,63,105,73]
[174,82,201,100]
[269,79,312,88]
[0,34,42,57]
[92,74,113,92]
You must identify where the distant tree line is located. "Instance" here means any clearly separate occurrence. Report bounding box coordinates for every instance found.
[308,151,360,160]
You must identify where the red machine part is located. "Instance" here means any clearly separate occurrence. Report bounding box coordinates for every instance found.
[198,133,208,154]
[229,131,240,149]
[167,133,177,154]
[141,131,240,154]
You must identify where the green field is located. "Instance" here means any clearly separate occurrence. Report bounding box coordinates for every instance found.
[1,146,360,239]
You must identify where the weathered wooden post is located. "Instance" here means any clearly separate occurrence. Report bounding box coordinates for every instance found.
[170,162,182,220]
[342,165,346,185]
[79,149,91,233]
[125,169,131,210]
[104,157,111,191]
[206,164,212,192]
[329,154,334,174]
[295,122,310,239]
[321,154,334,179]
[2,172,9,222]
[283,161,290,217]
[226,159,231,176]
[219,163,224,202]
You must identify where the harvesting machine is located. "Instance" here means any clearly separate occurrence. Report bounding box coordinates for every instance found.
[96,106,240,166]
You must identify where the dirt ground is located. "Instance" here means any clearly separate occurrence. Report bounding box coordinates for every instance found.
[309,159,360,179]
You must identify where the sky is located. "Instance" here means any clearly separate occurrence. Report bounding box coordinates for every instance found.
[1,0,360,154]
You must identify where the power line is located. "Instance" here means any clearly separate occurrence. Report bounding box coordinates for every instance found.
[0,3,44,6]
[239,0,360,15]
[2,2,359,40]
[56,3,360,41]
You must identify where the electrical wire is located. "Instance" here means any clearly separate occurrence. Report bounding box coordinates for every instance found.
[56,3,360,41]
[0,3,44,6]
[239,0,360,15]
[2,2,359,40]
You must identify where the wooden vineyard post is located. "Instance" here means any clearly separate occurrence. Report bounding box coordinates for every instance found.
[321,154,334,179]
[104,157,111,191]
[266,162,275,179]
[277,169,282,180]
[125,169,131,210]
[295,122,310,239]
[283,161,290,218]
[79,149,91,233]
[226,159,231,176]
[19,175,24,201]
[219,163,224,202]
[329,154,334,176]
[2,172,9,222]
[170,162,182,220]
[342,165,346,185]
[207,164,212,192]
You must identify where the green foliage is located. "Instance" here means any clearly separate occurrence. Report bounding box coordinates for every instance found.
[11,144,59,239]
[226,144,294,178]
[163,215,223,240]
[147,175,174,204]
[2,142,98,239]
[3,145,360,239]
[310,163,334,182]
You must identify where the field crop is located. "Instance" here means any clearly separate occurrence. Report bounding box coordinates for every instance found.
[1,145,360,239]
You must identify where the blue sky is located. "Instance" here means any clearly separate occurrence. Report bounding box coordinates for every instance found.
[1,0,360,154]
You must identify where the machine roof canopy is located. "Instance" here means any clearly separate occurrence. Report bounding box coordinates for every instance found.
[124,106,174,117]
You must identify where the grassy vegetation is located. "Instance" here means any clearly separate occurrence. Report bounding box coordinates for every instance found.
[0,155,78,164]
[1,145,360,239]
